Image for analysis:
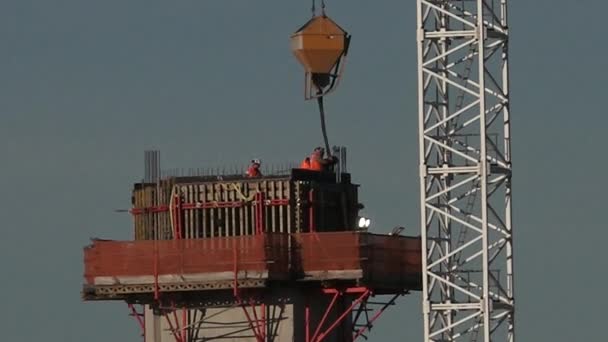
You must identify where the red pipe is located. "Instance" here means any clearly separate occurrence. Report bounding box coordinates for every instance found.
[311,292,339,341]
[181,308,187,342]
[233,245,238,297]
[130,205,170,215]
[261,303,266,340]
[172,307,180,338]
[239,305,263,342]
[130,199,288,215]
[182,201,244,209]
[250,298,262,337]
[308,189,315,232]
[127,304,145,339]
[316,290,371,341]
[164,314,183,342]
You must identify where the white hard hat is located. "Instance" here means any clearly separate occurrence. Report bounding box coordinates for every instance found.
[252,158,261,165]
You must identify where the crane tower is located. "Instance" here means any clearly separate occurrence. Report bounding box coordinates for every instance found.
[416,0,515,341]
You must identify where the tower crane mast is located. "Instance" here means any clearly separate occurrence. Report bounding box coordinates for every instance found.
[416,0,515,341]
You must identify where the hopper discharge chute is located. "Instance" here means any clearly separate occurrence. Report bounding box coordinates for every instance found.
[291,3,351,157]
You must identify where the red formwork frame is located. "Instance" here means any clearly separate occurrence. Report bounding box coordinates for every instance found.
[225,285,404,342]
[125,188,403,341]
[162,301,189,342]
[127,191,274,342]
[131,287,404,342]
[309,189,315,232]
[130,198,289,216]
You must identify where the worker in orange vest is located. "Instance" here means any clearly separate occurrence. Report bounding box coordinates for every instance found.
[246,159,263,177]
[300,157,312,169]
[301,147,336,172]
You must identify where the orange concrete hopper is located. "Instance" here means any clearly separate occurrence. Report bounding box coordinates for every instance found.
[291,15,351,99]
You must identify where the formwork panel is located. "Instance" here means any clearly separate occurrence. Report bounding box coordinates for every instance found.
[131,175,360,241]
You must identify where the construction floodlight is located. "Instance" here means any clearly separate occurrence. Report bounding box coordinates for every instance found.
[357,216,371,229]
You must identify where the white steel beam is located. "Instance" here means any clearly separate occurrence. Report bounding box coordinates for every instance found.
[417,0,515,341]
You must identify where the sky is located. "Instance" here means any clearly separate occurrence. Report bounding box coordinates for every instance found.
[0,0,606,341]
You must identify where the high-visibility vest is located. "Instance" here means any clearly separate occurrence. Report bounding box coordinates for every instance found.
[309,156,323,171]
[300,158,311,169]
[246,166,261,177]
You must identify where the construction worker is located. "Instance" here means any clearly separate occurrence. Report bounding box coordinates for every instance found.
[300,156,311,169]
[246,159,263,177]
[302,147,337,172]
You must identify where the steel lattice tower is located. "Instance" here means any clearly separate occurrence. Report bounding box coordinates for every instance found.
[416,0,515,341]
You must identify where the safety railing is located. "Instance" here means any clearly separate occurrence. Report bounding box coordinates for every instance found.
[84,234,290,285]
[83,232,422,293]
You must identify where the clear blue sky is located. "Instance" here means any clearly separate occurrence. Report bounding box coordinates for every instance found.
[0,1,605,341]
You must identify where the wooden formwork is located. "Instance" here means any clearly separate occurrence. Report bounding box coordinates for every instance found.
[131,174,360,241]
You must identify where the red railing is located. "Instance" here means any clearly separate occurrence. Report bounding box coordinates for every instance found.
[84,232,421,290]
[294,232,422,289]
[84,234,289,284]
